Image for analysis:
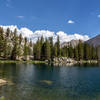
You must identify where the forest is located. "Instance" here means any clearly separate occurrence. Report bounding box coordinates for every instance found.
[0,27,99,61]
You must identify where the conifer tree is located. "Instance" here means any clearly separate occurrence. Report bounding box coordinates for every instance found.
[28,39,33,56]
[40,36,44,59]
[11,29,20,60]
[53,44,57,57]
[84,43,90,60]
[91,46,96,60]
[4,28,11,58]
[43,39,51,60]
[74,46,79,61]
[78,41,84,60]
[0,27,5,56]
[68,45,74,58]
[24,37,29,58]
[56,36,61,57]
[34,38,41,60]
[49,37,54,60]
[19,33,23,45]
[61,47,66,57]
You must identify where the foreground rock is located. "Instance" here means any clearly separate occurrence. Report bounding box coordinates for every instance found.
[53,57,77,66]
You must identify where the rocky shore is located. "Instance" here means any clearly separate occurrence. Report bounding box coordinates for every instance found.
[53,57,77,66]
[53,57,99,66]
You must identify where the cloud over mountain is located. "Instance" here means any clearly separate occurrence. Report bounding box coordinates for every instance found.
[0,25,90,43]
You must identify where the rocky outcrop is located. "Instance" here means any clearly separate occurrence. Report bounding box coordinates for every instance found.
[53,57,77,66]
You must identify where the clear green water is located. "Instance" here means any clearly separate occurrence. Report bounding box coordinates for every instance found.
[0,63,100,100]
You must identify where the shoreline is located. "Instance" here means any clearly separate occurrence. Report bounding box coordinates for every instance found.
[0,60,99,65]
[0,60,47,64]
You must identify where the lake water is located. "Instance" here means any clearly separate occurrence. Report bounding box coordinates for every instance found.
[0,63,100,100]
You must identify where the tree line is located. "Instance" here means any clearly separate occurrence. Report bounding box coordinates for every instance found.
[0,27,99,61]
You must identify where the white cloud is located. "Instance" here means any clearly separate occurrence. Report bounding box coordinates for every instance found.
[0,25,90,43]
[17,16,24,19]
[67,20,75,24]
[97,15,100,18]
[56,31,89,43]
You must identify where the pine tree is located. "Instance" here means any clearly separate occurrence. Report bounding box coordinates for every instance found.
[74,46,79,61]
[42,39,51,60]
[40,36,44,59]
[53,44,57,57]
[24,37,29,58]
[6,28,10,37]
[19,33,23,45]
[68,45,74,58]
[33,38,41,60]
[96,46,99,60]
[0,27,5,56]
[45,39,51,60]
[78,41,84,60]
[56,36,61,57]
[28,39,33,56]
[4,28,11,58]
[49,37,54,60]
[11,29,20,60]
[61,47,66,57]
[84,43,90,60]
[91,46,96,60]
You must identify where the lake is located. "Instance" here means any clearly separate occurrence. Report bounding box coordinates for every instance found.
[0,63,100,100]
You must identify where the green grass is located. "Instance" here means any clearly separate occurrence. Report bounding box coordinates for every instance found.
[0,60,47,64]
[78,60,99,64]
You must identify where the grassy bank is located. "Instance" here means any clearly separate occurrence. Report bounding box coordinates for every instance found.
[78,60,99,64]
[0,60,47,64]
[0,59,99,64]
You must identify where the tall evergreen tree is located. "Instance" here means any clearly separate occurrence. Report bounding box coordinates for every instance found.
[49,37,54,60]
[11,29,20,60]
[84,43,90,60]
[24,37,29,58]
[78,41,84,60]
[0,27,5,56]
[34,38,41,60]
[74,46,79,61]
[68,45,74,58]
[56,36,61,57]
[19,33,23,45]
[53,44,57,57]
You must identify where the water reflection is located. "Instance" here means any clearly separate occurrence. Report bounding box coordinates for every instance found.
[0,63,100,100]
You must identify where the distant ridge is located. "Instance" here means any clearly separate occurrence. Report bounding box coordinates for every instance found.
[61,40,84,48]
[86,34,100,47]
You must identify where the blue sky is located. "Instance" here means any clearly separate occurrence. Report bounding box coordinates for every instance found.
[0,0,100,37]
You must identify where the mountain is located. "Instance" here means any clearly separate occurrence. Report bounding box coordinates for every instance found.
[86,34,100,60]
[86,34,100,47]
[61,40,84,48]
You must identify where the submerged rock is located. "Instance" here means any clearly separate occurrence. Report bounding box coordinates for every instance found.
[0,79,7,86]
[40,80,53,85]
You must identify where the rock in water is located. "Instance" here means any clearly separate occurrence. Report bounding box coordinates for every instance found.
[0,79,7,86]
